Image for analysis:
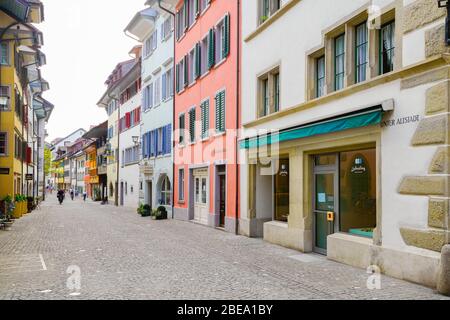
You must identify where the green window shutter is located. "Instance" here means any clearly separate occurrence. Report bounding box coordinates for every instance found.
[208,28,215,69]
[189,109,196,142]
[183,55,188,88]
[220,91,225,132]
[201,100,209,138]
[215,92,225,133]
[184,0,189,30]
[195,0,200,16]
[223,14,230,58]
[175,64,180,93]
[195,42,201,79]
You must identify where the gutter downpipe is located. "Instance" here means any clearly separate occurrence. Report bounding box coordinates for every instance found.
[157,0,176,219]
[107,93,120,207]
[235,0,240,235]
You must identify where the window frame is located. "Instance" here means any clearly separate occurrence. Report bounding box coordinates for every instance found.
[178,168,185,202]
[355,21,368,84]
[257,66,280,118]
[334,33,345,91]
[379,20,395,75]
[0,132,7,156]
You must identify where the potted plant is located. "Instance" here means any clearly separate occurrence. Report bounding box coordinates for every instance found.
[27,196,35,213]
[142,205,152,217]
[13,195,22,219]
[152,206,168,220]
[137,203,144,215]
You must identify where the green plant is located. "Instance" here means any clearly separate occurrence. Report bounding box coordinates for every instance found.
[153,206,168,220]
[137,203,144,215]
[142,204,152,217]
[2,195,12,203]
[260,15,268,23]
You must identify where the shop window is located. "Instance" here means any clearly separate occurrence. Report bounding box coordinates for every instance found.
[274,158,289,222]
[339,149,376,238]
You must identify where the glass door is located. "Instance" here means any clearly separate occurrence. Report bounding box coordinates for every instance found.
[313,154,339,255]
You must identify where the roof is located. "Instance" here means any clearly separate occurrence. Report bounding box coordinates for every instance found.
[124,7,158,41]
[82,121,108,140]
[50,128,87,150]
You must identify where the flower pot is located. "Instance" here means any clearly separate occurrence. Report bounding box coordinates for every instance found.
[12,204,22,219]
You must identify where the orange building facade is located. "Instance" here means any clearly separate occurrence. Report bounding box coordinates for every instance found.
[173,0,240,233]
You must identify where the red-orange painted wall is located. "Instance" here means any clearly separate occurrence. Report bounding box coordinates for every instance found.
[174,0,240,223]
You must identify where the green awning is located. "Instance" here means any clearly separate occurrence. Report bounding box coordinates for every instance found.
[240,108,382,149]
[0,0,29,22]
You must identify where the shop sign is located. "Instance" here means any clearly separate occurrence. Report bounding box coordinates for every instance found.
[381,115,420,128]
[0,168,10,175]
[351,157,367,174]
[25,174,33,181]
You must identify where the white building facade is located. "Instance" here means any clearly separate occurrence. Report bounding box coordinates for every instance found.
[125,3,174,215]
[239,0,450,292]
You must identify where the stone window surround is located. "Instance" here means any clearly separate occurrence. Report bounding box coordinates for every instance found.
[257,65,280,119]
[306,5,400,101]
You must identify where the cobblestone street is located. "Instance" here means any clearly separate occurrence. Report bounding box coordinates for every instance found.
[0,196,447,300]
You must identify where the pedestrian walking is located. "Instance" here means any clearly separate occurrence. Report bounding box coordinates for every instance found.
[70,188,74,201]
[83,191,87,202]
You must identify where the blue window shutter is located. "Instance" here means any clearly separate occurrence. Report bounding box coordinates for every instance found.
[146,132,152,158]
[167,124,172,154]
[162,126,166,155]
[154,129,159,156]
[162,73,167,100]
[150,131,154,157]
[142,134,145,158]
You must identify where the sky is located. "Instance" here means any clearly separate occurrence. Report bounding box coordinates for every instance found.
[39,0,146,142]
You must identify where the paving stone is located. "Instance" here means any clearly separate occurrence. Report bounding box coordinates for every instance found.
[0,196,447,300]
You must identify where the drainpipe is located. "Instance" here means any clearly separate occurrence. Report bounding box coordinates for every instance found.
[157,0,176,219]
[107,93,120,206]
[235,0,241,235]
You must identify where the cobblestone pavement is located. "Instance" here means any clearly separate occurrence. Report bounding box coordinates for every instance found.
[0,196,448,300]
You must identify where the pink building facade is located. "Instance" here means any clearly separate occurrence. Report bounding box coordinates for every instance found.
[173,0,240,233]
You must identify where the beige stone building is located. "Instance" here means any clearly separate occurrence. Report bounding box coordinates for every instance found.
[239,0,449,294]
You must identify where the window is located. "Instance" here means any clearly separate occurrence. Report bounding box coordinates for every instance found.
[143,83,154,111]
[215,15,230,63]
[160,176,171,206]
[258,68,280,117]
[122,146,139,166]
[188,49,195,85]
[201,178,207,204]
[273,72,280,112]
[0,133,6,156]
[334,34,345,91]
[189,108,196,143]
[200,0,209,13]
[0,43,8,65]
[161,16,173,40]
[260,0,281,24]
[200,99,210,139]
[176,59,185,93]
[179,113,185,144]
[179,169,185,201]
[316,56,325,98]
[339,149,376,238]
[187,0,196,28]
[0,86,10,110]
[176,5,186,40]
[355,22,368,83]
[380,21,395,75]
[274,158,289,222]
[200,36,209,75]
[262,78,269,116]
[215,90,225,133]
[0,43,8,67]
[154,77,161,106]
[162,68,173,101]
[145,31,158,57]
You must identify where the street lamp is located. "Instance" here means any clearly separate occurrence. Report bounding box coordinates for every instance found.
[438,0,450,45]
[132,136,140,147]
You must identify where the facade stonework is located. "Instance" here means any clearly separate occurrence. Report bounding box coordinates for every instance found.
[403,0,446,34]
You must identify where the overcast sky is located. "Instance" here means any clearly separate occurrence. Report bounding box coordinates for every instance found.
[39,0,145,142]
